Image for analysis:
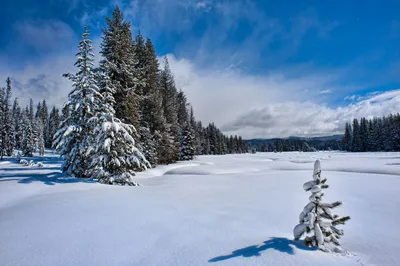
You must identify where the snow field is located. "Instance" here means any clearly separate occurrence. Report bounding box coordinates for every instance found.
[1,151,400,266]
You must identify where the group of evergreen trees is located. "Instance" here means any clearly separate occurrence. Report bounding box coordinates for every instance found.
[49,6,246,184]
[0,6,248,172]
[341,114,400,152]
[0,78,61,158]
[247,139,341,152]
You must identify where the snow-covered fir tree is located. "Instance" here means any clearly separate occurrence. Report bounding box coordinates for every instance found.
[22,109,35,157]
[28,99,34,123]
[294,160,350,253]
[1,78,14,158]
[160,57,180,163]
[177,91,195,160]
[194,120,204,155]
[180,122,195,160]
[48,107,60,149]
[53,26,101,178]
[138,126,158,165]
[89,64,150,186]
[36,120,45,156]
[12,98,24,150]
[0,85,4,156]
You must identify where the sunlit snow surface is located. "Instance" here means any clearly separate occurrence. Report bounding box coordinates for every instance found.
[1,151,400,266]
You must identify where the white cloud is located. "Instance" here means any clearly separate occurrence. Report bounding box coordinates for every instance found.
[319,89,332,94]
[196,1,207,8]
[166,54,400,139]
[0,55,75,108]
[344,95,356,101]
[0,24,102,109]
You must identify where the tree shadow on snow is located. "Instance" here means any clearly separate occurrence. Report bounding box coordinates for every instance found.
[209,237,316,263]
[0,171,94,186]
[0,156,95,186]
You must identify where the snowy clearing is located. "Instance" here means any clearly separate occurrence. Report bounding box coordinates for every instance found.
[1,151,400,266]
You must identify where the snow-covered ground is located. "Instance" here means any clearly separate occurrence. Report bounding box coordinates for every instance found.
[1,151,399,266]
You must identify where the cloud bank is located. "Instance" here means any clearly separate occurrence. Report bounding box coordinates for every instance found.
[166,54,400,139]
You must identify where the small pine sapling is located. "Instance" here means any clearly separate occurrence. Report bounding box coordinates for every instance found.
[293,160,350,253]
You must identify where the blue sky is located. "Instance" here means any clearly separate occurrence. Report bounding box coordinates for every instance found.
[2,0,400,138]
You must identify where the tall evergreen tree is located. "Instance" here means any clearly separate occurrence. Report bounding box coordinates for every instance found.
[48,106,61,149]
[100,5,143,128]
[41,100,50,148]
[12,97,23,150]
[89,63,150,185]
[53,26,101,178]
[359,118,369,152]
[1,78,14,158]
[22,108,35,157]
[160,57,180,163]
[351,119,362,152]
[135,36,166,165]
[177,91,195,160]
[36,120,45,156]
[341,122,352,151]
[29,98,34,123]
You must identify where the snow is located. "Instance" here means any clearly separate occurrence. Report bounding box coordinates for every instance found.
[1,151,400,265]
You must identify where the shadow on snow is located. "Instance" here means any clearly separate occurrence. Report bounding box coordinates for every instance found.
[0,171,94,186]
[209,237,316,263]
[0,157,94,186]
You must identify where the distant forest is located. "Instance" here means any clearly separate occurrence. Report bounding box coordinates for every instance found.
[247,113,400,153]
[246,136,342,152]
[341,114,400,152]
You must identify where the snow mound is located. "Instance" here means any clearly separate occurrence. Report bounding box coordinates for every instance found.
[164,165,261,175]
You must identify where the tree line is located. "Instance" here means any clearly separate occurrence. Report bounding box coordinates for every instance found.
[0,78,61,158]
[246,138,342,152]
[341,114,400,152]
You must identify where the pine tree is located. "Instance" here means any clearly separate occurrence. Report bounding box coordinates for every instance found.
[160,57,180,163]
[90,66,150,185]
[176,90,194,160]
[135,36,166,165]
[0,86,4,156]
[36,120,45,156]
[53,26,101,178]
[194,121,204,155]
[12,98,23,150]
[22,109,35,157]
[341,122,352,151]
[100,5,143,128]
[35,102,42,120]
[41,100,50,148]
[29,99,34,123]
[367,119,376,151]
[359,118,369,152]
[1,78,14,158]
[189,107,201,155]
[294,160,350,253]
[144,38,165,134]
[48,107,60,149]
[351,119,362,152]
